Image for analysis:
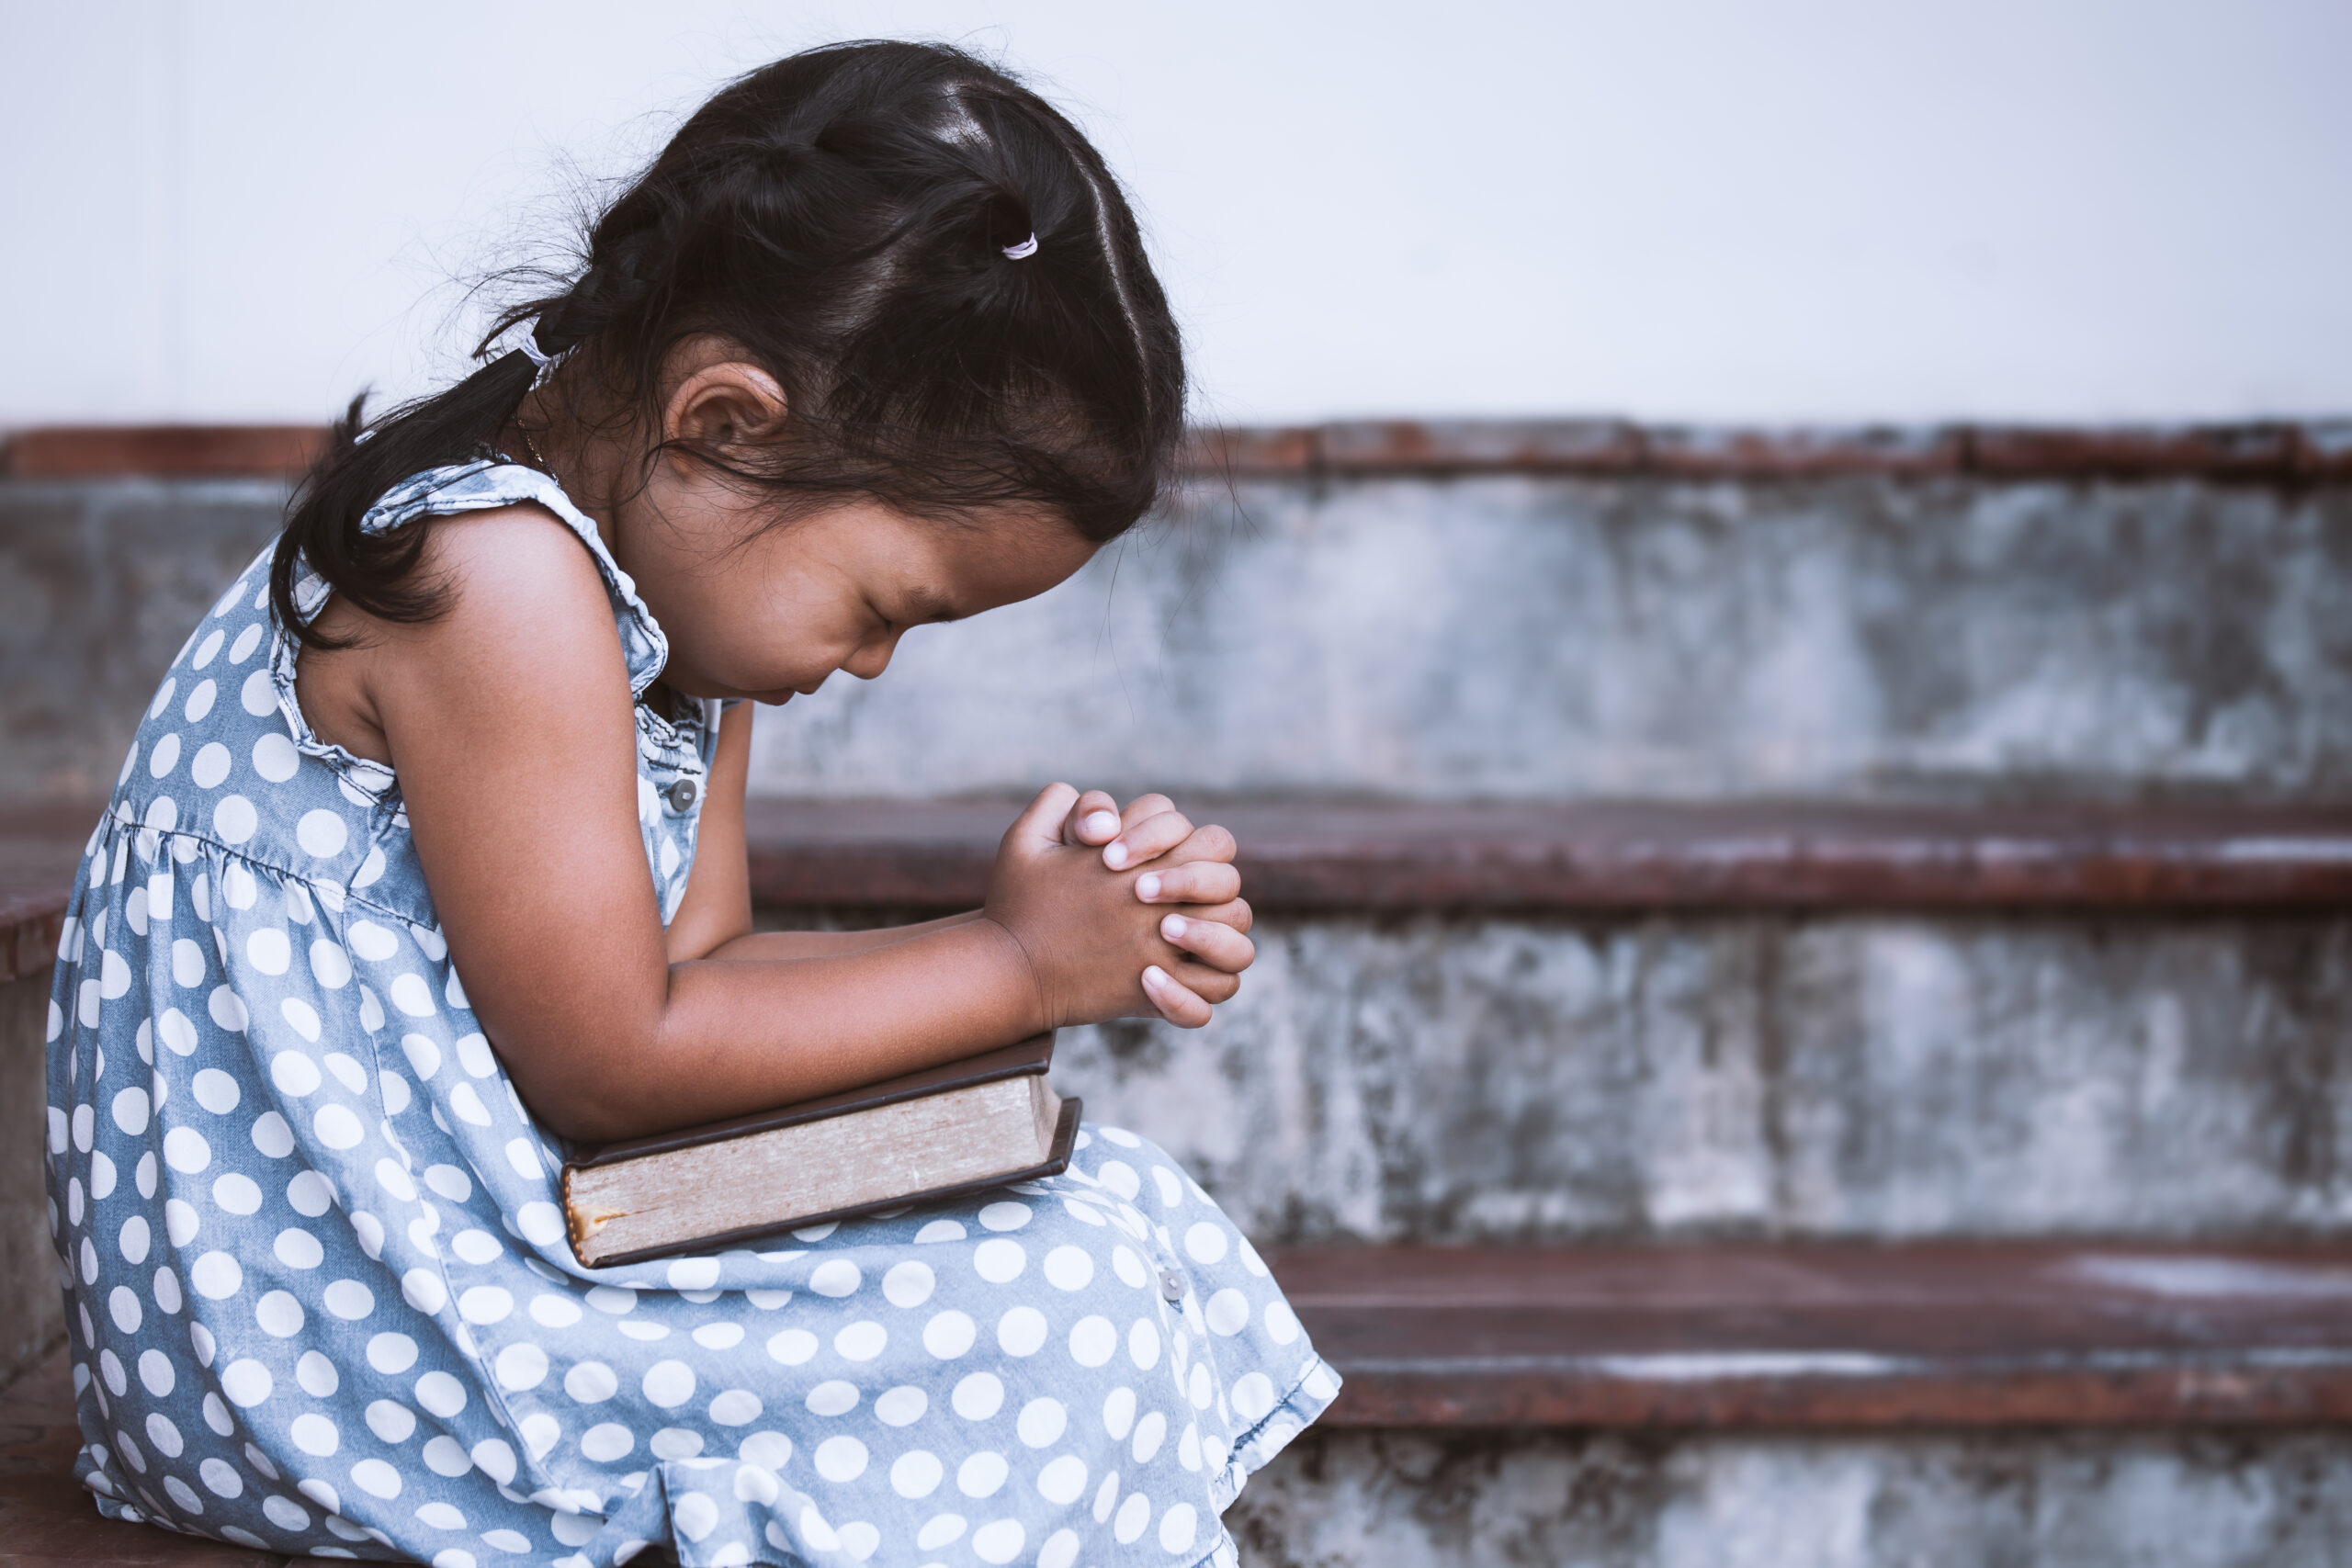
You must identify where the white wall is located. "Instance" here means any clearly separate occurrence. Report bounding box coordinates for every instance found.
[4,0,2347,427]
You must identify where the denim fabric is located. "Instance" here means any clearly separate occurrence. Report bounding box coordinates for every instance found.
[44,463,1337,1567]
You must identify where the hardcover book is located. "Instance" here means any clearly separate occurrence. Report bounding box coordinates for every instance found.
[561,1033,1076,1267]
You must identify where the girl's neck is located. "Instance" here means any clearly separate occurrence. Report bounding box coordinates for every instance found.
[503,384,626,555]
[500,389,694,718]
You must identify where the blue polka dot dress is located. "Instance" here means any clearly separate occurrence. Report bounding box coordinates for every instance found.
[43,461,1340,1567]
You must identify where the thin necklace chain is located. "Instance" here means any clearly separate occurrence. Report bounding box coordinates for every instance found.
[519,425,556,483]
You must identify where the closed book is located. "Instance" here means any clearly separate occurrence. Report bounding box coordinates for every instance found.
[561,1033,1076,1268]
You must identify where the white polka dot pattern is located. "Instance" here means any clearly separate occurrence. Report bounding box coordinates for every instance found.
[42,461,1331,1568]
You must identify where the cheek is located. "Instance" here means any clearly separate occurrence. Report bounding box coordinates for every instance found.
[665,581,861,688]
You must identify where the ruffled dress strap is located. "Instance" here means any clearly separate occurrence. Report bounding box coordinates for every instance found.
[291,458,672,698]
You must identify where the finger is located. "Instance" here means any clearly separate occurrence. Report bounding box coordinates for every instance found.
[1059,789,1124,847]
[1159,912,1255,974]
[1166,958,1241,1005]
[1004,783,1080,853]
[1119,794,1176,831]
[1172,897,1253,936]
[1103,807,1193,871]
[1145,822,1238,867]
[1133,862,1241,906]
[1141,964,1213,1028]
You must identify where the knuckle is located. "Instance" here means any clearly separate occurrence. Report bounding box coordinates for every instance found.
[1185,870,1236,904]
[1191,824,1238,861]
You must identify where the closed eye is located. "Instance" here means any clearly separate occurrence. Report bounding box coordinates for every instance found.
[903,589,960,626]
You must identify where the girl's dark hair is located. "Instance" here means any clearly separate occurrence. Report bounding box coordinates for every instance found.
[273,39,1183,647]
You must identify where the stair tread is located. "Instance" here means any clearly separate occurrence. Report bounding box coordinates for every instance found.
[1271,1241,2352,1427]
[0,1348,288,1565]
[9,798,2352,980]
[737,797,2352,912]
[5,1240,2347,1562]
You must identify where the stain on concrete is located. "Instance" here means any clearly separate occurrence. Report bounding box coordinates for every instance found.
[1056,914,2352,1242]
[1227,1427,2352,1568]
[0,479,288,804]
[741,474,2352,804]
[12,472,2352,807]
[2,974,65,1384]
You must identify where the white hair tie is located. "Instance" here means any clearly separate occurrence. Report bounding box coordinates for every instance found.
[516,332,557,369]
[1001,233,1039,261]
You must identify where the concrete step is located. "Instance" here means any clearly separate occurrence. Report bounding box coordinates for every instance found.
[744,446,2352,807]
[739,798,2352,911]
[12,800,2352,1246]
[720,802,2352,1245]
[9,424,2352,1564]
[0,1348,288,1567]
[10,1237,2352,1568]
[1272,1241,2352,1427]
[8,422,2352,810]
[1052,908,2352,1245]
[1224,1427,2352,1566]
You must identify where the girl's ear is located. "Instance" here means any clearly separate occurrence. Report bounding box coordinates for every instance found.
[662,358,790,451]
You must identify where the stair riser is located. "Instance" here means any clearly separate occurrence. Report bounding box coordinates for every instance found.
[1228,1429,2352,1568]
[7,473,2352,807]
[1,974,65,1386]
[1019,911,2352,1243]
[0,480,288,806]
[752,475,2352,803]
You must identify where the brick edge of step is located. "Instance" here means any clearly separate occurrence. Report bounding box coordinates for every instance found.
[741,799,2352,915]
[11,419,2352,484]
[10,797,2352,983]
[1273,1241,2352,1429]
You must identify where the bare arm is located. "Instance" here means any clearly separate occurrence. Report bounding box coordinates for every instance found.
[356,507,1226,1144]
[662,703,989,960]
[709,913,987,960]
[362,511,1043,1141]
[662,708,1228,965]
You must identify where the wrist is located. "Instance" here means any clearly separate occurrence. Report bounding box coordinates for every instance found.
[972,914,1055,1037]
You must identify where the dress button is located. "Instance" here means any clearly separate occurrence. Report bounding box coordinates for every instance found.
[1159,1268,1186,1303]
[666,777,698,811]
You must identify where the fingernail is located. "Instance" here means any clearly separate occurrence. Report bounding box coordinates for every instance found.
[1084,811,1120,839]
[1160,914,1187,941]
[1142,964,1169,987]
[1103,841,1129,869]
[1136,873,1161,899]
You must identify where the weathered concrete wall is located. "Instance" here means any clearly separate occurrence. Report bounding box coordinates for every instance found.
[1036,912,2352,1243]
[752,476,2352,803]
[0,479,286,804]
[1,974,63,1385]
[8,473,2351,807]
[9,466,2352,1560]
[1226,1427,2352,1568]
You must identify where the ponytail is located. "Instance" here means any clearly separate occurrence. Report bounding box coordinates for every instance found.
[269,261,653,648]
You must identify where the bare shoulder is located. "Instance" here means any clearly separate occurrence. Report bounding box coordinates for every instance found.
[415,500,614,628]
[378,501,632,696]
[297,502,629,761]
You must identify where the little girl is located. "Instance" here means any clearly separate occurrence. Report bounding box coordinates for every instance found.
[45,41,1335,1568]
